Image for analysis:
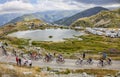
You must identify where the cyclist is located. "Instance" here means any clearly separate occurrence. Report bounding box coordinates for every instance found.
[78,58,83,62]
[48,53,53,59]
[58,54,63,62]
[23,58,28,66]
[56,54,65,64]
[12,49,16,56]
[53,52,56,57]
[99,58,104,67]
[1,46,7,56]
[45,54,49,62]
[82,52,86,59]
[0,41,3,47]
[38,53,42,59]
[87,57,93,64]
[107,57,112,65]
[20,52,24,58]
[75,57,83,65]
[102,52,107,60]
[28,59,32,67]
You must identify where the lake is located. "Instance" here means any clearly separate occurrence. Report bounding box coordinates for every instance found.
[8,29,84,42]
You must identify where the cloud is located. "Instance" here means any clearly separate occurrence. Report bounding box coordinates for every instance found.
[0,0,81,14]
[35,0,80,11]
[0,0,120,14]
[0,0,35,14]
[69,0,120,9]
[103,4,120,9]
[73,0,120,5]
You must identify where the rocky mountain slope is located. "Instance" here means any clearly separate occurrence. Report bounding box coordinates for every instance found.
[71,8,120,28]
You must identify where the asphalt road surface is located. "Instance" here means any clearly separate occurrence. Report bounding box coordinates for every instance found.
[0,55,120,70]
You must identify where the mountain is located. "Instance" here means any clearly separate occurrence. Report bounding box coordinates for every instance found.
[54,7,108,26]
[7,10,79,25]
[0,19,44,35]
[0,13,23,26]
[6,14,37,24]
[71,8,120,28]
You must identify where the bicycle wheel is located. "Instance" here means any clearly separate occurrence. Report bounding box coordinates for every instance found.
[107,61,112,65]
[61,59,65,64]
[97,62,104,67]
[86,61,93,65]
[43,58,47,62]
[75,60,83,66]
[75,60,80,65]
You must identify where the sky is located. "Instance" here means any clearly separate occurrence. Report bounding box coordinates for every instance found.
[0,0,120,14]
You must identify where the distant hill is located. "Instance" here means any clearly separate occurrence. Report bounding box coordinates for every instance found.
[54,7,108,26]
[6,14,37,24]
[0,13,22,26]
[0,19,44,35]
[7,10,79,25]
[71,8,120,28]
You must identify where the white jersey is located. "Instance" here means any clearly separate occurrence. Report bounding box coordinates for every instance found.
[23,59,27,63]
[28,60,32,64]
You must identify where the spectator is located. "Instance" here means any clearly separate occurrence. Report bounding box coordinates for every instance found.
[16,56,19,65]
[18,58,22,66]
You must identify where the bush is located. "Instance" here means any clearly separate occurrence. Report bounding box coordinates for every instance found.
[48,36,53,38]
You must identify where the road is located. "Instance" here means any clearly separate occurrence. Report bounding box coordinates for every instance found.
[0,47,120,70]
[0,55,120,70]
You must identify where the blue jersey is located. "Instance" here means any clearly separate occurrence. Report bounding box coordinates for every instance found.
[103,53,107,58]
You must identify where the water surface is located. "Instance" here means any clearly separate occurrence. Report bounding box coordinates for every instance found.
[8,29,84,42]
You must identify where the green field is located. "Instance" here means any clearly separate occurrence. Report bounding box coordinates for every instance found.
[31,34,120,59]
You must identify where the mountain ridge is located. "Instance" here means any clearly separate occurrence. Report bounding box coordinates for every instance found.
[0,13,23,26]
[71,8,120,28]
[54,7,108,26]
[6,10,79,25]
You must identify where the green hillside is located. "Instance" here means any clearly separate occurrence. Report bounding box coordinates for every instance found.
[71,8,120,28]
[0,19,44,36]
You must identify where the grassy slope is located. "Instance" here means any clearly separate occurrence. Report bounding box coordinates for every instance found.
[32,34,120,59]
[0,19,43,36]
[0,62,119,77]
[71,8,120,28]
[32,35,120,53]
[0,63,46,77]
[60,69,119,77]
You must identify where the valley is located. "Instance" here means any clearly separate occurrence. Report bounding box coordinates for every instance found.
[0,2,120,76]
